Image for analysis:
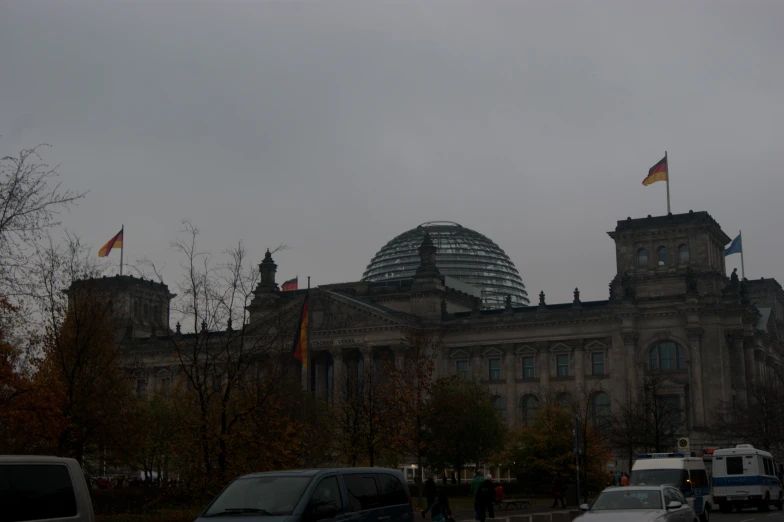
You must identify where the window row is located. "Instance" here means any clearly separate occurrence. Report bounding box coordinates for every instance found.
[491,391,612,428]
[133,299,163,322]
[456,352,606,381]
[637,244,690,267]
[456,340,687,380]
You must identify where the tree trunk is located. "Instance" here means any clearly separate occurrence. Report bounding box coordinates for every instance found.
[417,454,423,509]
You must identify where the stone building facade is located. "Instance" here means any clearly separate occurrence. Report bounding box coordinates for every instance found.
[83,210,784,457]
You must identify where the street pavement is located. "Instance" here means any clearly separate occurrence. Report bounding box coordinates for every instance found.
[714,509,784,522]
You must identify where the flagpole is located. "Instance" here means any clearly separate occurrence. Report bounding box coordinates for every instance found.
[739,230,745,280]
[665,151,671,214]
[120,224,124,275]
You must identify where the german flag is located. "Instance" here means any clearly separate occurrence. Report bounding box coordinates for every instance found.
[281,277,298,291]
[643,155,668,186]
[98,228,123,257]
[292,296,308,368]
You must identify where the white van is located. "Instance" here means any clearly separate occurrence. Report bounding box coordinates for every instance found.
[630,452,712,522]
[0,455,95,522]
[711,444,782,513]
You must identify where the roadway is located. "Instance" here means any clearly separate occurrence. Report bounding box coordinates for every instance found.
[716,508,784,522]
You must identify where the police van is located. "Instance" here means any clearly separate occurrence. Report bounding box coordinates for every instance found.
[630,452,712,522]
[711,444,782,513]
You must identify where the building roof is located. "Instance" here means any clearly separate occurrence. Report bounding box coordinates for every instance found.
[362,221,528,309]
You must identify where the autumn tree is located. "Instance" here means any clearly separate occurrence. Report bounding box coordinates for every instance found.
[0,298,63,453]
[329,352,396,467]
[35,278,138,467]
[425,376,505,477]
[385,330,440,506]
[150,221,307,491]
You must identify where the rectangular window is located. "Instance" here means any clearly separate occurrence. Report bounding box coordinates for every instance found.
[522,356,535,379]
[161,377,171,397]
[556,354,569,377]
[343,474,381,511]
[488,358,501,381]
[658,395,681,432]
[726,456,743,475]
[0,464,78,522]
[136,378,147,398]
[456,360,469,379]
[591,352,605,376]
[689,469,708,489]
[660,342,676,371]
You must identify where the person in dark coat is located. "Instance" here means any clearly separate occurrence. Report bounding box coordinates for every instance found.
[430,493,452,522]
[422,476,438,518]
[475,474,495,522]
[551,473,566,508]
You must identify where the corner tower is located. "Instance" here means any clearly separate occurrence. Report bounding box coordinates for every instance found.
[607,211,732,300]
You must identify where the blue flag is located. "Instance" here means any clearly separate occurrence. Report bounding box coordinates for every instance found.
[725,234,742,256]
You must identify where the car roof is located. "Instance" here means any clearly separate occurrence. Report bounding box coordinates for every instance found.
[603,486,667,492]
[237,468,404,480]
[0,455,79,465]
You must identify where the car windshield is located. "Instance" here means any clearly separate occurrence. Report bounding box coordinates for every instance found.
[203,476,312,517]
[630,469,686,489]
[591,490,662,510]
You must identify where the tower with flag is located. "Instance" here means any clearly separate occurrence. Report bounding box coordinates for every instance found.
[98,226,125,274]
[643,152,671,214]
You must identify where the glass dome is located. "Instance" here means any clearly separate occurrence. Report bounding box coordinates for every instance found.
[362,221,529,308]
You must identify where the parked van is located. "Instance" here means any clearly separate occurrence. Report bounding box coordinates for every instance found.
[711,444,783,513]
[0,455,95,522]
[630,453,712,522]
[195,468,414,522]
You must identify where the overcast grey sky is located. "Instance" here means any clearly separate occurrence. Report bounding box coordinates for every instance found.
[2,1,782,305]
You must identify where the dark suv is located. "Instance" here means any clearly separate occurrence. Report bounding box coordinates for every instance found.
[196,468,413,522]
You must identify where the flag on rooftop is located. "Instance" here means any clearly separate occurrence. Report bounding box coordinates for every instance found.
[281,277,298,291]
[98,228,124,257]
[725,233,742,256]
[292,296,309,368]
[643,155,668,186]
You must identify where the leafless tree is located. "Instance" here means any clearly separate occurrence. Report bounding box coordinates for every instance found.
[0,145,86,303]
[160,221,303,484]
[711,368,784,455]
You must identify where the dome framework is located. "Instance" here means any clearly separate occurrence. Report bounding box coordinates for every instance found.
[362,221,529,308]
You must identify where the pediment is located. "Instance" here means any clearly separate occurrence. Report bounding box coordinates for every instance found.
[585,340,608,351]
[449,349,470,359]
[482,346,504,357]
[550,342,572,353]
[515,344,536,355]
[310,290,406,331]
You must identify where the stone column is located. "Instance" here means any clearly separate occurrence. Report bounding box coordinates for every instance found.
[314,356,326,399]
[504,347,516,427]
[360,346,373,384]
[743,338,756,403]
[537,342,550,389]
[330,348,344,401]
[471,348,483,381]
[729,331,747,408]
[393,346,406,370]
[686,327,706,428]
[574,340,585,394]
[622,331,639,400]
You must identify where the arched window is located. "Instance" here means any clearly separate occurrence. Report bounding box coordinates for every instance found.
[591,392,611,431]
[649,341,686,371]
[637,248,648,267]
[520,395,539,427]
[555,393,575,411]
[492,395,507,423]
[678,244,690,264]
[657,246,669,266]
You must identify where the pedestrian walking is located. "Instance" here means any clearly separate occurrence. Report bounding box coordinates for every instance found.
[422,475,438,518]
[475,473,495,522]
[430,493,453,522]
[550,473,566,509]
[620,472,629,487]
